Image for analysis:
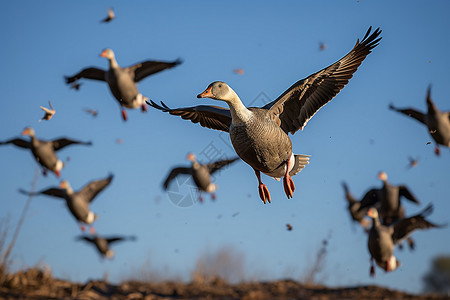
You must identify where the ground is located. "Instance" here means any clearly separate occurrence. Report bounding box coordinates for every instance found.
[0,268,448,300]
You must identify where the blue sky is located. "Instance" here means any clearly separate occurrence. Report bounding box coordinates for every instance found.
[1,0,449,294]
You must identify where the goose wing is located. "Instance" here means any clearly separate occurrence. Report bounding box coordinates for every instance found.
[163,167,192,190]
[264,27,381,134]
[19,187,66,199]
[389,104,426,125]
[0,138,30,149]
[148,100,232,132]
[128,59,182,83]
[65,68,106,84]
[52,138,92,151]
[207,157,239,174]
[78,174,114,203]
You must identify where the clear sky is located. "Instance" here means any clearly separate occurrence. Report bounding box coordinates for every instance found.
[0,0,449,294]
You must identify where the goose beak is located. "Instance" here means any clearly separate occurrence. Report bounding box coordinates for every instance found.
[197,87,214,99]
[100,50,108,57]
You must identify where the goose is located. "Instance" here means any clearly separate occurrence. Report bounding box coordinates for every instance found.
[390,86,450,156]
[0,127,91,177]
[100,7,115,23]
[341,182,371,231]
[357,172,420,226]
[65,49,182,121]
[39,101,55,122]
[367,204,445,277]
[76,234,136,258]
[19,174,113,231]
[163,153,239,202]
[149,27,381,204]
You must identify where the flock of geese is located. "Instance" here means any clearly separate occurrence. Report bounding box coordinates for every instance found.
[1,12,449,277]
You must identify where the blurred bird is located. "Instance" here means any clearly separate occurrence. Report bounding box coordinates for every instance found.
[76,234,136,259]
[149,27,381,204]
[65,49,182,121]
[233,68,244,75]
[163,153,239,202]
[357,171,421,227]
[70,82,82,90]
[286,224,293,231]
[84,108,98,117]
[390,85,450,156]
[319,42,327,51]
[100,7,115,23]
[0,127,91,177]
[39,101,55,122]
[406,156,419,169]
[19,174,113,232]
[367,204,445,277]
[341,182,371,231]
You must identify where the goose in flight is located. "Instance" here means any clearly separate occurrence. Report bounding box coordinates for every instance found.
[149,27,381,204]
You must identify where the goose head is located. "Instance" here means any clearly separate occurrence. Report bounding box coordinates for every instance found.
[21,127,35,137]
[378,171,388,182]
[105,249,115,259]
[186,153,196,162]
[197,81,239,103]
[59,180,74,195]
[100,48,115,61]
[382,255,401,272]
[367,207,379,220]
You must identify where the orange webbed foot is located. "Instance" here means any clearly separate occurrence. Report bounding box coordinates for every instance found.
[283,174,295,199]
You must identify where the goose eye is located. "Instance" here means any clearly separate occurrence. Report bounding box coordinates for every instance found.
[218,84,222,88]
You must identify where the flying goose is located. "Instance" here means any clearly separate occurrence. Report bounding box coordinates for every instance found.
[101,7,115,23]
[357,172,421,226]
[163,153,239,202]
[76,234,136,258]
[149,27,381,203]
[39,101,55,122]
[19,174,113,231]
[0,127,91,177]
[367,205,445,277]
[390,86,450,156]
[65,49,182,121]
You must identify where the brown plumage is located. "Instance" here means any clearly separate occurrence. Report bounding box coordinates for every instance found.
[0,127,91,177]
[76,234,136,258]
[65,48,182,121]
[39,101,55,122]
[149,27,381,204]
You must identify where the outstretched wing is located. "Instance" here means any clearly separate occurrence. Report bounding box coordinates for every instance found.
[52,138,92,151]
[264,27,382,134]
[398,185,420,204]
[19,187,66,199]
[163,167,192,190]
[78,174,114,203]
[76,235,95,244]
[357,188,380,211]
[106,235,137,245]
[148,100,232,132]
[65,67,106,84]
[389,104,426,125]
[392,204,446,244]
[128,59,182,83]
[207,157,239,174]
[0,138,30,149]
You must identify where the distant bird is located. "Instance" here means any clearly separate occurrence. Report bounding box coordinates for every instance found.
[406,156,419,169]
[319,42,327,51]
[389,86,450,156]
[233,68,244,75]
[39,101,55,122]
[367,205,445,277]
[163,153,239,202]
[84,108,98,117]
[149,27,381,204]
[100,7,115,23]
[341,182,371,231]
[76,234,136,258]
[286,224,293,231]
[19,174,113,231]
[0,127,91,177]
[65,48,182,121]
[357,171,421,227]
